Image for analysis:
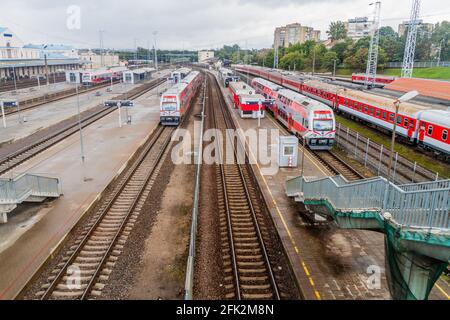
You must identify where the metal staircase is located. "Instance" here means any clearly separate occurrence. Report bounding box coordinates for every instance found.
[0,173,61,223]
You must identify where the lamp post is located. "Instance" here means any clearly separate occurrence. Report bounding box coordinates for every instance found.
[12,66,17,92]
[258,99,262,128]
[1,101,6,128]
[387,90,418,181]
[43,45,50,86]
[75,83,86,163]
[153,31,158,71]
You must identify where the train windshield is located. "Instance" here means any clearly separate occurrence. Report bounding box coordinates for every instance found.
[162,102,177,111]
[313,120,333,131]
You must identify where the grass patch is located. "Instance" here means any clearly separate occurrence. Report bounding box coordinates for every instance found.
[332,67,450,80]
[335,115,450,178]
[335,68,356,76]
[381,67,450,80]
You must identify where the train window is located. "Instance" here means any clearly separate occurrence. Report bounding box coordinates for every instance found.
[364,106,368,113]
[443,130,448,141]
[428,125,433,135]
[409,121,414,129]
[403,118,408,127]
[382,111,387,119]
[388,113,394,122]
[370,108,374,115]
[396,116,402,124]
[376,109,380,117]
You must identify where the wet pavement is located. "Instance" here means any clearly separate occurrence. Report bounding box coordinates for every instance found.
[0,80,171,300]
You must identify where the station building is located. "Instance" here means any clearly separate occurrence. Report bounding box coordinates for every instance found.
[198,50,214,63]
[79,50,121,69]
[0,27,81,81]
[123,67,155,84]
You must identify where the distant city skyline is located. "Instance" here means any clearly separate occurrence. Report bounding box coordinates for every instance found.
[0,0,449,50]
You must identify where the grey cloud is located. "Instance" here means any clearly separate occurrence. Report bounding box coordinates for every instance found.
[0,0,448,50]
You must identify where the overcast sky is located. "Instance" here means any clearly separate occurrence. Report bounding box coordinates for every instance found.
[1,0,449,50]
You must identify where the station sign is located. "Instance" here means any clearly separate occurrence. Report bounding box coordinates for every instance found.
[1,100,18,107]
[104,100,135,107]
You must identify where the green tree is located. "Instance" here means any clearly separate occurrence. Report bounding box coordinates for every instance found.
[327,21,348,41]
[279,52,305,70]
[379,26,397,38]
[344,47,368,70]
[431,21,450,60]
[330,38,353,63]
[322,51,338,71]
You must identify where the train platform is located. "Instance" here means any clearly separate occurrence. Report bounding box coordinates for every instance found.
[0,80,171,300]
[214,72,449,300]
[0,82,141,145]
[0,82,74,102]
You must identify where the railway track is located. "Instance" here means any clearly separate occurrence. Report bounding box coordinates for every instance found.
[36,125,174,299]
[0,80,121,119]
[0,75,66,93]
[207,72,298,300]
[0,79,165,176]
[335,125,446,183]
[237,70,447,182]
[312,150,364,181]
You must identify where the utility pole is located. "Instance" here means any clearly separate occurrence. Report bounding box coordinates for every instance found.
[333,59,337,80]
[437,38,445,66]
[401,0,421,78]
[134,38,138,62]
[312,47,316,75]
[237,45,240,64]
[99,30,105,68]
[147,40,151,66]
[44,44,49,86]
[153,31,158,70]
[273,46,279,69]
[365,1,381,88]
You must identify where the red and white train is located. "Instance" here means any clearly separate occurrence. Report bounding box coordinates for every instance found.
[351,73,396,86]
[228,81,265,118]
[81,70,114,85]
[160,71,202,126]
[251,77,336,150]
[235,65,450,157]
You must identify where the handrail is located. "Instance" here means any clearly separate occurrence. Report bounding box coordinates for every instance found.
[286,175,450,229]
[0,173,60,203]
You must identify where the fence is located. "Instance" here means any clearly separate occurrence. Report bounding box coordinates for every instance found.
[334,122,442,185]
[385,61,450,68]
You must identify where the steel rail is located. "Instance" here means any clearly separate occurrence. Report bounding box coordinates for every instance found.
[209,72,281,300]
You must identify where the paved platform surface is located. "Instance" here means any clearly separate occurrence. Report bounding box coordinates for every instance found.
[215,72,449,300]
[0,80,170,300]
[0,82,73,102]
[0,82,141,145]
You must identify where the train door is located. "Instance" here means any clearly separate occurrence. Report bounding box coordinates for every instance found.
[288,113,293,131]
[418,121,426,142]
[273,103,278,119]
[407,119,415,140]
